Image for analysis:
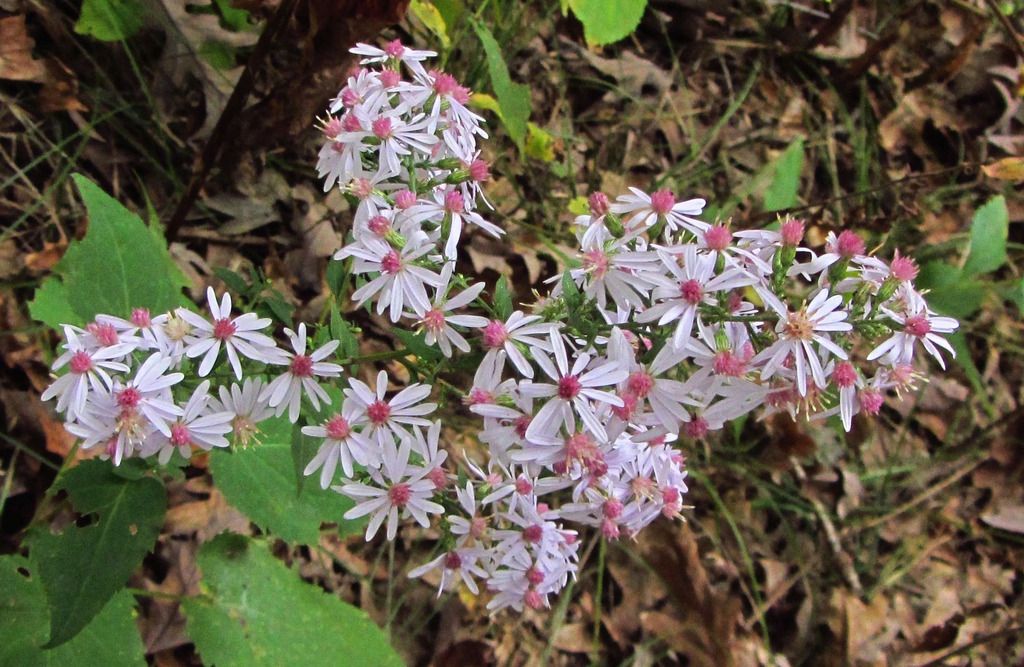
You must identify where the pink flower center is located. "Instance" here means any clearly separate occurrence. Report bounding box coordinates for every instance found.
[213,317,236,340]
[649,189,675,215]
[290,355,314,377]
[602,519,621,539]
[340,88,360,108]
[444,551,462,570]
[170,423,191,446]
[679,279,703,304]
[627,371,654,398]
[524,589,544,610]
[322,116,344,139]
[341,114,363,133]
[325,415,351,440]
[513,415,531,439]
[713,350,747,377]
[372,117,393,139]
[380,249,402,274]
[70,350,93,374]
[780,218,805,246]
[367,400,391,425]
[444,190,464,214]
[482,320,508,348]
[610,392,638,420]
[684,417,709,439]
[117,387,141,409]
[379,69,400,88]
[131,308,152,328]
[588,192,610,217]
[704,225,731,251]
[859,389,884,415]
[834,230,865,258]
[468,159,490,182]
[526,566,545,586]
[394,189,416,209]
[833,361,858,388]
[427,466,448,489]
[88,322,119,347]
[603,499,623,519]
[464,387,494,405]
[367,215,391,236]
[557,375,582,400]
[904,315,931,337]
[388,482,411,507]
[522,524,544,543]
[384,39,405,58]
[515,476,533,495]
[352,178,373,199]
[889,252,919,282]
[583,249,610,279]
[422,308,446,333]
[470,516,488,538]
[432,71,460,96]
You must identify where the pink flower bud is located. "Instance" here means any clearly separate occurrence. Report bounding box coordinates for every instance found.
[780,218,804,246]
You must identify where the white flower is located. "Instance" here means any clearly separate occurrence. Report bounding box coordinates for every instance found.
[142,380,234,464]
[340,235,445,322]
[609,187,708,236]
[261,323,342,422]
[351,40,437,78]
[112,352,184,437]
[344,370,436,447]
[867,308,958,369]
[479,311,559,379]
[302,402,373,487]
[403,187,502,259]
[753,289,852,396]
[42,327,130,419]
[178,287,283,379]
[569,236,659,312]
[407,547,489,596]
[211,378,276,446]
[412,264,488,356]
[337,436,444,541]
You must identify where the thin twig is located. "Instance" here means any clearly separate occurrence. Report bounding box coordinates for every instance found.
[165,0,301,242]
[917,625,1024,667]
[985,0,1024,61]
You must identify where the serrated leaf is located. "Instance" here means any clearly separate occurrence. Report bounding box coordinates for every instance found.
[494,276,513,320]
[75,0,144,41]
[568,0,647,46]
[763,138,804,212]
[209,415,363,543]
[963,195,1009,277]
[29,277,82,329]
[0,556,145,666]
[470,19,531,152]
[28,175,190,326]
[28,460,166,648]
[183,534,403,667]
[410,0,450,48]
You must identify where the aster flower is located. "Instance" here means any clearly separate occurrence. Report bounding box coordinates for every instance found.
[867,307,958,369]
[211,378,276,446]
[404,187,502,259]
[568,235,660,312]
[411,264,489,356]
[343,370,436,447]
[753,289,852,396]
[302,402,373,488]
[142,380,234,465]
[351,40,437,78]
[609,187,708,236]
[407,547,489,596]
[261,323,343,422]
[340,235,445,323]
[42,327,131,419]
[337,436,444,541]
[479,311,559,379]
[178,287,283,380]
[111,352,185,437]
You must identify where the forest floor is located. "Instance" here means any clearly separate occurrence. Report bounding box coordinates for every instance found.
[2,0,1023,665]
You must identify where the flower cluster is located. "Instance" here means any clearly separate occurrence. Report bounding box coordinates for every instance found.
[40,42,960,615]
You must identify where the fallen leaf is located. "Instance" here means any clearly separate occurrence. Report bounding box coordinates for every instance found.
[0,15,47,81]
[982,157,1024,182]
[981,504,1024,534]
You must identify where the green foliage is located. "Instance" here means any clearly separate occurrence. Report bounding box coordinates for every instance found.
[410,0,451,49]
[963,195,1008,277]
[183,534,403,667]
[525,122,556,162]
[0,556,145,666]
[567,0,648,46]
[917,262,985,319]
[470,18,531,153]
[329,304,360,362]
[29,175,189,328]
[27,460,166,648]
[394,328,444,361]
[75,0,144,41]
[763,138,805,212]
[209,415,362,544]
[494,275,514,320]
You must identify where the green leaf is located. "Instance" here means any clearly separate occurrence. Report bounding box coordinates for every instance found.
[184,534,403,667]
[568,0,647,46]
[329,306,360,361]
[29,277,82,329]
[410,0,451,48]
[525,122,556,162]
[28,175,190,327]
[75,0,144,41]
[213,267,250,295]
[394,328,444,361]
[916,261,986,319]
[213,0,251,31]
[470,18,531,153]
[947,331,995,418]
[199,40,237,71]
[27,460,166,648]
[0,556,145,666]
[209,415,363,544]
[494,276,513,320]
[763,138,805,212]
[562,271,582,314]
[568,196,590,217]
[963,195,1009,277]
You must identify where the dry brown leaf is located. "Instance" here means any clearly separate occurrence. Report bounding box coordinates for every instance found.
[551,622,590,654]
[24,241,67,274]
[980,504,1024,534]
[164,487,250,541]
[982,157,1024,182]
[0,16,46,81]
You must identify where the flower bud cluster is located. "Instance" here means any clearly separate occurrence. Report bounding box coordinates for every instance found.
[41,42,960,615]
